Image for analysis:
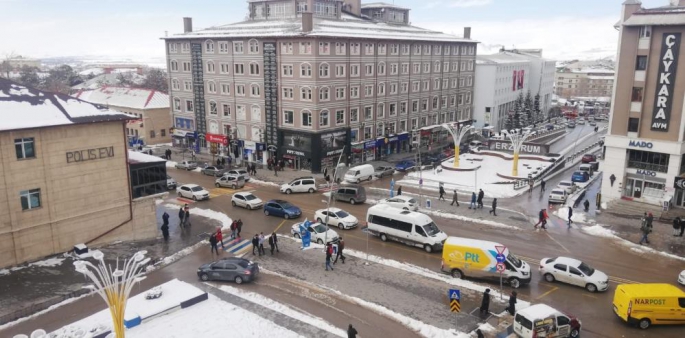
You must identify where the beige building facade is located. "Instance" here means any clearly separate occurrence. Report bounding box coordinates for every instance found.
[554,68,615,99]
[602,0,685,208]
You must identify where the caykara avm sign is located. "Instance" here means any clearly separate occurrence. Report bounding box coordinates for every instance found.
[652,33,680,132]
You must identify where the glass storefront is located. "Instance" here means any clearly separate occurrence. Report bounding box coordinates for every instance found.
[623,174,665,199]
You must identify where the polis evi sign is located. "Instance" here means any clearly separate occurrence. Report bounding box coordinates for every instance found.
[651,33,681,132]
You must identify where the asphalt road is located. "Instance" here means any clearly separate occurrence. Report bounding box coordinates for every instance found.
[169,166,684,338]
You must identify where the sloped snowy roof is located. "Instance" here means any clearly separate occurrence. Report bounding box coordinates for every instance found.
[0,79,135,132]
[128,150,165,164]
[477,52,530,64]
[74,87,169,110]
[72,73,146,91]
[165,13,474,43]
[624,5,685,26]
[362,2,410,10]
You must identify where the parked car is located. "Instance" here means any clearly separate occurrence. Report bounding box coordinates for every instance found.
[577,119,586,125]
[374,166,395,178]
[225,169,250,181]
[202,165,228,177]
[679,270,685,285]
[215,174,246,189]
[567,122,576,128]
[539,256,608,292]
[589,121,597,126]
[290,221,339,244]
[571,171,590,183]
[280,177,317,194]
[395,160,416,171]
[514,304,581,338]
[315,207,359,230]
[344,164,375,183]
[332,185,366,205]
[581,154,597,163]
[166,175,177,190]
[197,257,259,284]
[177,184,210,201]
[557,180,577,194]
[231,192,263,210]
[378,195,419,211]
[175,161,198,170]
[264,199,301,219]
[548,188,567,204]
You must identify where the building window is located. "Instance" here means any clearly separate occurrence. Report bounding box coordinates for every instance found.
[186,100,194,112]
[631,87,643,102]
[350,108,359,122]
[350,64,359,77]
[161,129,166,137]
[364,126,372,140]
[390,44,399,55]
[636,56,647,70]
[364,43,374,55]
[639,26,651,38]
[284,110,294,125]
[281,42,293,54]
[282,64,293,76]
[628,117,639,132]
[335,42,346,55]
[301,63,312,77]
[389,103,397,116]
[182,61,191,72]
[223,104,231,117]
[301,87,312,100]
[319,87,330,101]
[209,101,218,115]
[302,110,312,127]
[390,83,397,94]
[283,87,294,99]
[423,62,430,73]
[219,41,229,53]
[205,40,214,53]
[221,83,230,95]
[319,63,330,77]
[320,110,329,127]
[378,103,385,118]
[15,137,35,159]
[364,106,373,120]
[169,43,178,53]
[171,79,180,90]
[378,83,385,95]
[233,41,244,54]
[173,97,181,111]
[350,86,359,98]
[335,65,345,77]
[249,39,259,53]
[319,42,330,55]
[234,63,244,75]
[365,64,374,76]
[20,189,41,210]
[336,109,345,124]
[251,84,260,97]
[150,130,156,138]
[184,81,192,91]
[365,85,373,97]
[170,60,178,71]
[335,87,345,99]
[299,42,312,54]
[236,84,245,96]
[351,42,360,55]
[207,81,216,93]
[627,149,669,173]
[249,62,260,75]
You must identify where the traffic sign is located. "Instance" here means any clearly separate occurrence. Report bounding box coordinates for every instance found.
[495,245,506,255]
[448,289,461,313]
[448,289,460,300]
[450,299,461,313]
[495,253,506,263]
[496,263,506,272]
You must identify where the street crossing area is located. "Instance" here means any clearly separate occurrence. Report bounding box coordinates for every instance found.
[221,237,253,257]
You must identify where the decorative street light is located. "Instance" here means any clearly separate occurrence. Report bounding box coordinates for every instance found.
[504,130,533,176]
[73,250,150,338]
[441,123,473,168]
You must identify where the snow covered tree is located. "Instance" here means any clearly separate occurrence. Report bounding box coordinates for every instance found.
[524,90,533,126]
[513,92,524,129]
[18,66,40,88]
[533,93,541,123]
[505,112,514,131]
[139,68,169,93]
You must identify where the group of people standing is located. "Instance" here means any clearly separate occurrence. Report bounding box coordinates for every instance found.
[325,238,346,271]
[268,158,286,176]
[252,232,280,256]
[215,156,232,168]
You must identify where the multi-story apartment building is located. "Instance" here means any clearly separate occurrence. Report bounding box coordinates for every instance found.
[163,0,477,173]
[603,0,685,208]
[554,68,615,99]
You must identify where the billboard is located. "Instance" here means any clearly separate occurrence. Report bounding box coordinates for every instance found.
[489,140,550,155]
[651,33,680,132]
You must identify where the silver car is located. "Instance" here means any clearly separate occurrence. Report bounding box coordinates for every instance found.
[374,166,395,178]
[226,169,250,181]
[202,165,228,177]
[215,175,246,189]
[175,161,198,170]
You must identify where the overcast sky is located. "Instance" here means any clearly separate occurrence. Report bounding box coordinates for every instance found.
[0,0,670,63]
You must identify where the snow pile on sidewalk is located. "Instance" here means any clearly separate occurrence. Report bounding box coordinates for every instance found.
[581,225,685,262]
[248,178,281,188]
[554,207,590,224]
[28,257,66,268]
[165,160,177,168]
[215,284,347,337]
[156,240,208,267]
[164,203,233,231]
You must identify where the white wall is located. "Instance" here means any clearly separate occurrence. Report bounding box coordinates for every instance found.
[473,63,496,128]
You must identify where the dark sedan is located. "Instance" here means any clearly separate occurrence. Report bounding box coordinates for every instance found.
[197,257,258,284]
[201,165,228,177]
[581,154,597,163]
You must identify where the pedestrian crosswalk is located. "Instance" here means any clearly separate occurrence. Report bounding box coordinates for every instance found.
[222,237,253,257]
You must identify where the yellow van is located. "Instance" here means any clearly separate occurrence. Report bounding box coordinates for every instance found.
[612,283,685,329]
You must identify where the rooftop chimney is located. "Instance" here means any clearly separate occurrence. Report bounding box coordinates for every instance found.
[342,0,362,16]
[183,17,193,33]
[463,27,471,39]
[302,0,314,33]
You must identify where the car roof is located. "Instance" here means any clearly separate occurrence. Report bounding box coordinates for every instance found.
[293,221,323,227]
[517,304,560,319]
[551,189,565,193]
[269,199,289,204]
[394,195,414,201]
[550,256,581,267]
[234,192,253,197]
[558,181,572,185]
[318,207,342,212]
[182,184,200,188]
[218,257,249,263]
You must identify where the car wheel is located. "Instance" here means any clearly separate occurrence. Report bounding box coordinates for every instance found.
[570,328,580,338]
[308,188,314,193]
[638,318,651,329]
[247,204,252,210]
[193,196,197,201]
[215,183,220,187]
[200,273,209,281]
[338,223,344,230]
[586,283,597,293]
[423,244,433,253]
[231,201,236,206]
[380,233,388,242]
[317,239,324,244]
[264,210,270,216]
[509,278,521,289]
[231,185,236,189]
[451,269,463,279]
[357,178,361,183]
[317,218,323,223]
[284,214,289,219]
[350,199,356,205]
[286,189,292,194]
[234,276,243,284]
[294,233,301,239]
[403,207,409,210]
[544,273,555,283]
[368,176,372,181]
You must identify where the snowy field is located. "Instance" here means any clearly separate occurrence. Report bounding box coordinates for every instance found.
[401,152,554,198]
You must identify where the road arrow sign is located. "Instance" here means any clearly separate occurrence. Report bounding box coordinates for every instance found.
[450,299,461,313]
[496,253,506,263]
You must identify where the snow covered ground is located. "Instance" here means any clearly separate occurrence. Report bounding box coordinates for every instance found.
[401,152,553,198]
[581,225,685,262]
[163,203,232,231]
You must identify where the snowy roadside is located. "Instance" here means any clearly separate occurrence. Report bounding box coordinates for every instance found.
[163,203,232,231]
[581,225,685,262]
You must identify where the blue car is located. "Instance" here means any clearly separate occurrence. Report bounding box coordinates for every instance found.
[395,160,416,171]
[264,199,302,219]
[571,171,589,183]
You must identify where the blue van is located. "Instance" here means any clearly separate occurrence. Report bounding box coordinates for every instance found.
[571,171,589,183]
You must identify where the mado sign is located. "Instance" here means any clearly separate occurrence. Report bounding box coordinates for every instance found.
[489,140,550,155]
[628,140,653,149]
[636,169,657,177]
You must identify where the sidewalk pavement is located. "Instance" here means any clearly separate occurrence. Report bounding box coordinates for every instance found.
[596,211,685,257]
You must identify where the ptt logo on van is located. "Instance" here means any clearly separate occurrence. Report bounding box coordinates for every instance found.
[465,252,480,262]
[635,298,666,306]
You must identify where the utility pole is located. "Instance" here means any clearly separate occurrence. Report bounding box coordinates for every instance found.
[323,146,346,246]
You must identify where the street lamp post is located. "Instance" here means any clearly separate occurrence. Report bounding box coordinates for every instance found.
[412,131,423,206]
[505,130,533,177]
[323,146,346,246]
[73,251,150,338]
[441,123,473,168]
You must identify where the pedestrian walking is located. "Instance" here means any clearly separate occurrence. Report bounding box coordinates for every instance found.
[475,329,485,338]
[191,150,196,161]
[477,189,484,209]
[209,234,219,255]
[439,184,446,201]
[469,192,477,209]
[535,209,548,229]
[540,179,546,191]
[567,206,573,227]
[610,174,616,187]
[397,185,402,196]
[274,163,279,176]
[216,228,224,249]
[506,291,518,315]
[646,212,654,228]
[347,324,358,338]
[237,219,243,237]
[528,179,534,194]
[271,232,280,252]
[268,233,276,255]
[489,198,497,216]
[639,216,653,245]
[178,205,185,226]
[680,218,685,237]
[183,206,191,227]
[450,190,459,207]
[252,234,260,255]
[334,237,346,264]
[258,232,266,256]
[325,243,334,271]
[479,288,491,315]
[583,199,590,212]
[230,221,237,239]
[161,212,170,241]
[673,217,681,236]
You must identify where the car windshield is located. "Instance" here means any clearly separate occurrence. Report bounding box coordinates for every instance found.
[559,182,570,186]
[507,254,523,268]
[334,211,350,218]
[244,194,256,201]
[407,198,417,204]
[313,224,328,233]
[577,262,595,276]
[552,191,563,195]
[191,186,204,192]
[281,202,294,209]
[422,222,441,236]
[236,260,249,268]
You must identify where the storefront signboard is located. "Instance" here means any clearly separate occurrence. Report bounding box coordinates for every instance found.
[205,133,228,145]
[636,169,658,177]
[674,177,685,189]
[651,33,681,132]
[489,140,550,155]
[628,140,653,149]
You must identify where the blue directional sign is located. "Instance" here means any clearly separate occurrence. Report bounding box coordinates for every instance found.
[496,253,506,263]
[448,289,460,300]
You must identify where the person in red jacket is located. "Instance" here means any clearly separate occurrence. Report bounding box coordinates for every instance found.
[216,227,224,249]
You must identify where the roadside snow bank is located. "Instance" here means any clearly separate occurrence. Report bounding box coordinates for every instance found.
[581,225,685,262]
[163,204,232,231]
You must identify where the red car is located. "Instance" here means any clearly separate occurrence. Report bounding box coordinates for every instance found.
[581,154,596,163]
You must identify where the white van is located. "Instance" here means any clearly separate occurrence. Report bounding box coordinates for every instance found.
[280,177,317,194]
[344,164,375,183]
[578,163,594,176]
[366,204,447,253]
[514,304,582,338]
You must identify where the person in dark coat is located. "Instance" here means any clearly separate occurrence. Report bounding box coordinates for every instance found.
[583,199,590,212]
[469,192,477,209]
[475,329,484,338]
[271,232,279,252]
[680,217,685,237]
[347,324,358,338]
[209,234,219,255]
[489,198,497,216]
[397,185,402,196]
[567,206,573,227]
[450,190,459,206]
[610,174,616,187]
[334,237,346,264]
[216,228,224,249]
[477,189,484,209]
[252,234,260,255]
[438,184,446,201]
[673,217,681,236]
[237,219,243,238]
[178,205,185,225]
[325,243,334,271]
[183,206,190,227]
[540,179,546,191]
[268,233,276,255]
[161,212,170,241]
[258,232,266,256]
[506,291,518,315]
[639,216,653,245]
[480,288,491,315]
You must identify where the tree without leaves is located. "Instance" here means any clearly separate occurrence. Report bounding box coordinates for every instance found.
[138,68,168,93]
[117,72,134,87]
[18,65,40,88]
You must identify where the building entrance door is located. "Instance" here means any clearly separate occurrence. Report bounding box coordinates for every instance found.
[624,178,643,198]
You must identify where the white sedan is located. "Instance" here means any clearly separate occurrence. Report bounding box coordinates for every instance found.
[539,256,609,292]
[231,192,263,210]
[290,222,340,245]
[314,208,358,230]
[377,195,419,211]
[557,180,577,194]
[679,270,685,285]
[548,188,567,204]
[177,184,210,201]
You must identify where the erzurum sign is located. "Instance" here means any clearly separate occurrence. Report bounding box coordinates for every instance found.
[651,33,680,132]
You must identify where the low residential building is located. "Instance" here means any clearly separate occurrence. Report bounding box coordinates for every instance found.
[0,79,159,268]
[554,67,615,100]
[74,87,172,145]
[5,56,41,69]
